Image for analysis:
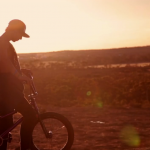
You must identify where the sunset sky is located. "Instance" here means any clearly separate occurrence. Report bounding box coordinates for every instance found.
[0,0,150,53]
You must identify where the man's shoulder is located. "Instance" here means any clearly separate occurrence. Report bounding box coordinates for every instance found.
[0,39,10,50]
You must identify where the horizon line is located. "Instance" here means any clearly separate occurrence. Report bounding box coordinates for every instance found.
[18,45,150,54]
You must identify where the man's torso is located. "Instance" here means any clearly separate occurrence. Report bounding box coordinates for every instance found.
[0,38,21,74]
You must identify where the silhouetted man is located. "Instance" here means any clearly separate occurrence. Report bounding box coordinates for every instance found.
[0,19,39,150]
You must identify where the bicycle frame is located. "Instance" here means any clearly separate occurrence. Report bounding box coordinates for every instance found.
[0,73,50,146]
[0,110,23,139]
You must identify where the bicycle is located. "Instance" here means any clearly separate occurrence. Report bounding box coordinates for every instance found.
[0,72,74,150]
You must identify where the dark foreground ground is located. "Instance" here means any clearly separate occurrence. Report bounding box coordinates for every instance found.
[7,106,150,150]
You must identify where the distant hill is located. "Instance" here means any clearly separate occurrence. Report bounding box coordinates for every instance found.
[19,45,150,56]
[18,46,150,65]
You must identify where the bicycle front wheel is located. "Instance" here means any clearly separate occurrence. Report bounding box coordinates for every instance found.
[32,112,74,150]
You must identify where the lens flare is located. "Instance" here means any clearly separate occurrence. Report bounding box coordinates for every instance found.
[97,101,103,108]
[87,91,92,96]
[120,125,140,147]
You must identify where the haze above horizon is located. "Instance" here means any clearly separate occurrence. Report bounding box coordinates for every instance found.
[0,0,150,53]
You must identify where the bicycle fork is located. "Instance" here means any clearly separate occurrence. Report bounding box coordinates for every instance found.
[31,97,53,139]
[38,116,53,139]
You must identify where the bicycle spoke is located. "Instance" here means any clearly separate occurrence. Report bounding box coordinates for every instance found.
[33,118,68,149]
[32,112,74,150]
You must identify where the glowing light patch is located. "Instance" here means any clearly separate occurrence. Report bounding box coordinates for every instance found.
[97,101,103,108]
[120,125,140,147]
[87,91,92,96]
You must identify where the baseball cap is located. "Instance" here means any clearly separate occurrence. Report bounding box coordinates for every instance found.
[6,19,30,38]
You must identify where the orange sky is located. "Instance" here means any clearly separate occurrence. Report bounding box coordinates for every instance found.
[0,0,150,53]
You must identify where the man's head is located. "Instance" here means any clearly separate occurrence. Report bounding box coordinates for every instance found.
[5,19,30,42]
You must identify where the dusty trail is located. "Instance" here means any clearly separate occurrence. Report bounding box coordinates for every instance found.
[7,106,150,150]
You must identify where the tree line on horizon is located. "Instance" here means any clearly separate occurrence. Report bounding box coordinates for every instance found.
[19,46,150,68]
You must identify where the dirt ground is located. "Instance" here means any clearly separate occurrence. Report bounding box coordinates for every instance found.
[6,106,150,150]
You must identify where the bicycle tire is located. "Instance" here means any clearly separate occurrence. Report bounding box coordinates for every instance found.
[31,112,74,150]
